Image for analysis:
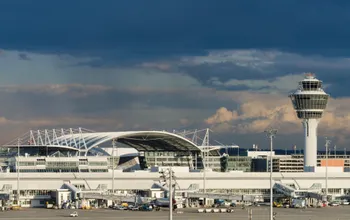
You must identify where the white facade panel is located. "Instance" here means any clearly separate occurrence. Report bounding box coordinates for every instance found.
[315,167,343,173]
[0,171,349,192]
[31,199,45,208]
[247,151,275,158]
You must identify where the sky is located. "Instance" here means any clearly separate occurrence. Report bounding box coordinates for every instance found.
[1,1,350,150]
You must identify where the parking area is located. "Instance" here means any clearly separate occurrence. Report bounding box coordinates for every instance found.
[1,206,350,220]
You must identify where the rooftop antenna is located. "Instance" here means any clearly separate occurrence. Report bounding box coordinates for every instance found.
[305,72,315,79]
[294,145,296,155]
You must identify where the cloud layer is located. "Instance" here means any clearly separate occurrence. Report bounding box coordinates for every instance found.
[205,93,350,145]
[1,48,350,149]
[3,2,350,150]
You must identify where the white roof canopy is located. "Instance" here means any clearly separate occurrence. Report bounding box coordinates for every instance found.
[3,128,201,154]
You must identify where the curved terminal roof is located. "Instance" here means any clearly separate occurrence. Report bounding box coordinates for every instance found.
[54,131,201,152]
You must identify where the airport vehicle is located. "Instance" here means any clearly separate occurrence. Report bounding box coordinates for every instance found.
[139,204,153,211]
[341,200,349,205]
[70,211,78,217]
[329,201,340,206]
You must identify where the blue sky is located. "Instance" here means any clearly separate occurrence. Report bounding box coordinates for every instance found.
[1,1,350,150]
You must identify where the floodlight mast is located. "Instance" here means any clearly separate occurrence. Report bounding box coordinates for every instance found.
[264,128,277,220]
[169,168,173,220]
[159,168,174,220]
[17,138,20,206]
[325,138,331,201]
[112,139,116,195]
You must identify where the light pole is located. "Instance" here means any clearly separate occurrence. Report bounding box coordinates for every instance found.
[202,128,210,195]
[169,168,173,220]
[17,138,20,206]
[203,149,206,194]
[265,128,277,220]
[237,145,240,171]
[112,139,116,195]
[159,167,175,220]
[325,138,331,202]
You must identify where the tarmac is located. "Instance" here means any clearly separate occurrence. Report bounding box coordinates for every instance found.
[1,206,350,220]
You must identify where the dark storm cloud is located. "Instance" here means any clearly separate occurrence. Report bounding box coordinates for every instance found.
[1,0,350,58]
[266,63,350,98]
[0,85,230,120]
[18,53,30,61]
[68,49,208,68]
[175,51,350,98]
[178,62,275,83]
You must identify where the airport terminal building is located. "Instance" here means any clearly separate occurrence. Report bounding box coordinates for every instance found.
[0,127,349,208]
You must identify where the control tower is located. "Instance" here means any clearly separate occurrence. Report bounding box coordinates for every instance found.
[289,73,329,172]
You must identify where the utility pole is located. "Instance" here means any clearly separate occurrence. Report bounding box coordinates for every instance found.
[325,138,331,202]
[265,128,277,220]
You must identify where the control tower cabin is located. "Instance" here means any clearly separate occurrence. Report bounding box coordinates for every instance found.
[289,73,329,172]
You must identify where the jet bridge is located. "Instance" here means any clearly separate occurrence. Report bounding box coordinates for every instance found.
[62,182,81,200]
[273,182,324,200]
[273,182,297,198]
